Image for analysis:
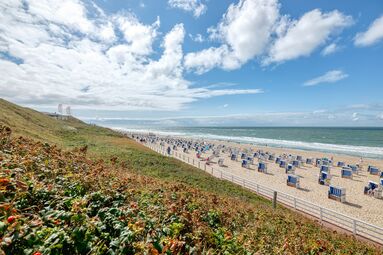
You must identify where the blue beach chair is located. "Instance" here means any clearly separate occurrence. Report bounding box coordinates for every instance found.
[318,171,331,185]
[230,153,237,161]
[337,161,345,167]
[328,185,346,202]
[341,168,353,179]
[258,162,267,173]
[306,158,313,165]
[287,174,300,188]
[348,165,358,174]
[364,181,382,198]
[369,166,380,175]
[285,164,295,174]
[242,160,250,169]
[320,165,330,173]
[292,160,300,168]
[279,160,287,168]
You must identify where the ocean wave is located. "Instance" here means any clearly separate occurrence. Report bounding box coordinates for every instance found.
[115,127,383,159]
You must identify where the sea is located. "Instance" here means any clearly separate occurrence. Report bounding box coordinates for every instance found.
[91,123,383,159]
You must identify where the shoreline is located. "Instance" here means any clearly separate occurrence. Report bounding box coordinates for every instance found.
[112,127,383,160]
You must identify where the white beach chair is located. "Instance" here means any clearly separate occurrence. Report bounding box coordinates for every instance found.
[218,158,224,167]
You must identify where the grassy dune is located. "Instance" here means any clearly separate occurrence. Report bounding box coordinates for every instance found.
[0,98,382,254]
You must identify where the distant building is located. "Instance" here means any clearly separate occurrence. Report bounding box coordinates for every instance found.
[42,112,69,120]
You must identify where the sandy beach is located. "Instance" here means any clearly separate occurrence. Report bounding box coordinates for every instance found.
[135,133,383,228]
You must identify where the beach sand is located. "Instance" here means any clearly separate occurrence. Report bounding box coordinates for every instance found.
[150,136,383,227]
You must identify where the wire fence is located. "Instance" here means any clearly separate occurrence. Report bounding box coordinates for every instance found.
[144,143,383,245]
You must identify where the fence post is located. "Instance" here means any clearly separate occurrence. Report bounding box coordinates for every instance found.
[193,159,195,165]
[257,184,259,193]
[211,167,213,175]
[320,207,323,221]
[187,157,189,163]
[198,162,200,168]
[294,198,297,209]
[204,164,207,171]
[353,220,357,235]
[220,171,223,179]
[273,191,277,209]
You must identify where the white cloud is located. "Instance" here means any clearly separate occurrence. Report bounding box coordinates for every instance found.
[189,33,204,42]
[321,43,339,56]
[265,9,353,64]
[168,0,207,18]
[185,1,353,72]
[354,15,383,47]
[185,0,279,73]
[223,104,229,108]
[0,0,261,111]
[303,70,348,86]
[352,112,359,121]
[114,14,160,56]
[184,45,236,74]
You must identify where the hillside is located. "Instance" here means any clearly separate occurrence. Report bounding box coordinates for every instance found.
[0,98,382,254]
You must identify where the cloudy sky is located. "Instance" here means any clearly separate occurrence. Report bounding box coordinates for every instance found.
[1,0,383,126]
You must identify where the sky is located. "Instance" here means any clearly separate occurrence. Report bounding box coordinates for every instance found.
[1,0,383,126]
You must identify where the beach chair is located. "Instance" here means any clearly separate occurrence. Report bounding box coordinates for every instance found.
[287,175,300,189]
[258,162,267,173]
[218,158,224,167]
[230,154,237,161]
[348,165,359,174]
[268,154,275,161]
[341,168,353,179]
[321,160,330,166]
[242,160,250,169]
[241,153,247,159]
[285,164,295,174]
[279,160,287,168]
[292,160,301,168]
[369,166,380,176]
[364,181,382,199]
[337,161,345,167]
[318,171,331,185]
[275,157,281,164]
[328,185,346,202]
[305,158,313,165]
[315,158,321,167]
[247,157,254,164]
[296,155,303,161]
[320,165,330,173]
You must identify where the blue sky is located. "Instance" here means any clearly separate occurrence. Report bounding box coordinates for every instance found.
[0,0,383,126]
